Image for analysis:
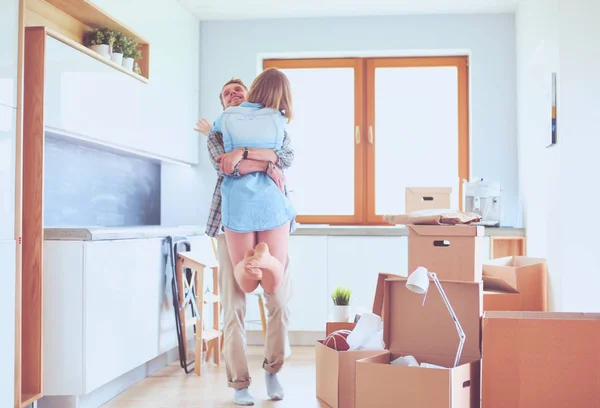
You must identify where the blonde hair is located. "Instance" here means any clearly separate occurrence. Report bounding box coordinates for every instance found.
[247,68,293,122]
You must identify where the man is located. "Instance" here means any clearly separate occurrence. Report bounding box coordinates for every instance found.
[195,78,295,406]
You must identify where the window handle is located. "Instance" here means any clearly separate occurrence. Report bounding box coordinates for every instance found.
[368,125,374,144]
[355,125,361,144]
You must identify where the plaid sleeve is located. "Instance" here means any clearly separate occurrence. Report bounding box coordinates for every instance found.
[207,132,224,172]
[275,130,294,170]
[207,131,242,178]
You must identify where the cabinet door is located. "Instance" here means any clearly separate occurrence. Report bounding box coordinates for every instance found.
[83,238,165,393]
[287,236,328,332]
[42,241,85,396]
[327,236,407,318]
[0,0,18,108]
[244,236,329,333]
[0,239,15,407]
[0,105,15,240]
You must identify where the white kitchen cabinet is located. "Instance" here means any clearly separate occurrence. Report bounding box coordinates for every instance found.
[0,0,18,108]
[43,35,199,165]
[0,239,16,408]
[287,236,328,332]
[0,105,15,240]
[42,234,213,398]
[326,236,408,318]
[245,235,328,332]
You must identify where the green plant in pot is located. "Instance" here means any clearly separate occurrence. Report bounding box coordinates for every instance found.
[110,31,126,65]
[83,28,112,59]
[122,36,142,72]
[331,286,352,322]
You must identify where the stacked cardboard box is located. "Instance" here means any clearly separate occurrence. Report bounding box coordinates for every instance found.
[316,222,565,408]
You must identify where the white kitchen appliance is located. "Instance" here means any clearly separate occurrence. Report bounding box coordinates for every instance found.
[463,178,502,227]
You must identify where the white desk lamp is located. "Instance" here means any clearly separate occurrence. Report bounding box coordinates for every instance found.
[406,266,465,368]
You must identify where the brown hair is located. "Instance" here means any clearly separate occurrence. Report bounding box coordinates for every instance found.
[219,78,247,108]
[247,68,293,122]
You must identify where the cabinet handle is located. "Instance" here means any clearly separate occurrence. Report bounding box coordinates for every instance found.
[355,126,360,144]
[368,126,374,144]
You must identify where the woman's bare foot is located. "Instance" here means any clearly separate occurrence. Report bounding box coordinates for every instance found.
[246,243,284,293]
[243,249,262,280]
[245,243,271,269]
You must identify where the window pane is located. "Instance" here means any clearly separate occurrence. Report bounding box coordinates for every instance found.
[374,66,459,214]
[279,68,355,216]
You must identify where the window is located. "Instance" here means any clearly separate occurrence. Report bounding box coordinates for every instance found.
[264,56,469,225]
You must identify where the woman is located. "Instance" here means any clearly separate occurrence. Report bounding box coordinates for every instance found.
[211,68,296,296]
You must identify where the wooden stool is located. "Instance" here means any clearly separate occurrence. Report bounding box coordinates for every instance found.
[176,251,221,375]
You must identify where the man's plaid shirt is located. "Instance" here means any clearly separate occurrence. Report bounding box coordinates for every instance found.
[205,130,296,237]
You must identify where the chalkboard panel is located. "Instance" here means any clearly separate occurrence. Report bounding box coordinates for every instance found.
[44,134,160,227]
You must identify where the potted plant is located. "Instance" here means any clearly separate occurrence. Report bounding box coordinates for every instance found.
[331,286,352,322]
[111,31,126,65]
[122,36,142,71]
[83,28,112,59]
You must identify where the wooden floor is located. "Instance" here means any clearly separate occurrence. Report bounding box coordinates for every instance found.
[102,346,328,407]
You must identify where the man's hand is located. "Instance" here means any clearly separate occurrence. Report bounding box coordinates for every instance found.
[194,118,211,135]
[219,148,244,174]
[266,162,286,194]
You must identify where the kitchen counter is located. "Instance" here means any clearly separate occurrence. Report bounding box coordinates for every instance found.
[44,225,206,241]
[44,224,525,241]
[292,224,525,237]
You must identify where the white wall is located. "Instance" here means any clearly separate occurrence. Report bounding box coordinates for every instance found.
[516,0,600,312]
[75,0,202,225]
[190,13,519,228]
[0,0,18,406]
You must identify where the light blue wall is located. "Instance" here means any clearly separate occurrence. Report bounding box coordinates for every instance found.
[195,13,519,227]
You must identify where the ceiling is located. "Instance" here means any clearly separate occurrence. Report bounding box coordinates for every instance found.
[179,0,518,21]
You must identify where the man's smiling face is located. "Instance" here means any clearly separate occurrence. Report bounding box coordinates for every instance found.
[221,83,247,108]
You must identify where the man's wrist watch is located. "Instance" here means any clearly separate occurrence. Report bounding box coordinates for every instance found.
[242,147,249,159]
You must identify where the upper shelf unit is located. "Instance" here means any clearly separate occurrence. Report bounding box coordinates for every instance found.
[24,0,150,83]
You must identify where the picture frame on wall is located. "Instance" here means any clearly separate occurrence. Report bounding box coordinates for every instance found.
[550,72,557,146]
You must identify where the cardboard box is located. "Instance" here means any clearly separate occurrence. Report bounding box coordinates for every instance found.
[316,273,398,408]
[482,311,600,408]
[406,187,452,213]
[408,225,484,282]
[482,256,547,311]
[356,278,483,408]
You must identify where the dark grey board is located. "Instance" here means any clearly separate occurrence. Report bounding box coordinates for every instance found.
[44,132,161,227]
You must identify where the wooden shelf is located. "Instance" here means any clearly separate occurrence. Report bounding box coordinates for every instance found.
[46,28,149,84]
[24,0,150,81]
[21,392,43,408]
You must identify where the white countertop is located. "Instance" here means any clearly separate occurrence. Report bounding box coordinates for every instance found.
[43,224,525,241]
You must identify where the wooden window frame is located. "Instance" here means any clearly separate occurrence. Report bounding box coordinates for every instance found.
[263,56,469,226]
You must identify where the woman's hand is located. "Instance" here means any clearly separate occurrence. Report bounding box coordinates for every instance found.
[194,118,211,135]
[266,162,286,194]
[219,148,244,174]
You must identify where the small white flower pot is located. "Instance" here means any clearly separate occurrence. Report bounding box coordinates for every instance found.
[90,44,110,60]
[122,57,134,71]
[110,52,123,65]
[332,305,351,322]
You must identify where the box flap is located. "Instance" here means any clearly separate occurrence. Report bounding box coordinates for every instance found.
[372,272,401,319]
[384,278,482,361]
[482,276,519,293]
[409,224,484,237]
[406,187,452,195]
[484,311,600,321]
[483,256,547,268]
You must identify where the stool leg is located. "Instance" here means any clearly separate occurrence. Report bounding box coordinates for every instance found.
[258,295,267,340]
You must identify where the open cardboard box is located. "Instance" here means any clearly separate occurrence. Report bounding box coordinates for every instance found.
[355,277,483,408]
[316,273,399,408]
[408,225,484,282]
[482,256,547,311]
[405,187,452,213]
[482,311,600,407]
